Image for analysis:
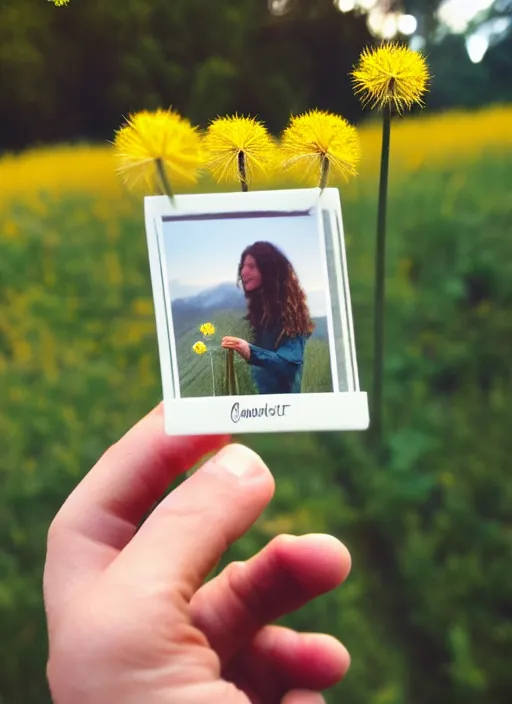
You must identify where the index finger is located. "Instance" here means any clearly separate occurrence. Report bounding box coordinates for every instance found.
[45,404,229,597]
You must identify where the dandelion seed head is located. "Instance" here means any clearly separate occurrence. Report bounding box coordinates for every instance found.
[280,110,360,186]
[113,109,202,194]
[202,115,277,185]
[352,42,430,114]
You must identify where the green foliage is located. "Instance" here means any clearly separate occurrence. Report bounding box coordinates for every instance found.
[1,141,512,704]
[0,0,375,150]
[2,0,512,152]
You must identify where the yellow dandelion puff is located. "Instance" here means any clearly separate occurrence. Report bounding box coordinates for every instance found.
[202,115,277,191]
[280,110,360,189]
[200,322,216,337]
[352,42,430,114]
[352,45,430,448]
[113,109,202,198]
[193,341,208,355]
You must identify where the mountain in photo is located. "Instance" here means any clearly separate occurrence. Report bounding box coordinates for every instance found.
[171,282,246,335]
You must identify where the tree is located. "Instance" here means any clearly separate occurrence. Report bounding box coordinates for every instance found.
[0,0,374,151]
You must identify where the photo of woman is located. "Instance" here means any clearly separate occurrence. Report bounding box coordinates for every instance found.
[221,241,315,395]
[162,210,335,399]
[146,188,369,435]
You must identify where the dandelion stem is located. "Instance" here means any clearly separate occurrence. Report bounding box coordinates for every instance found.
[238,151,249,192]
[371,103,391,450]
[319,154,330,190]
[224,349,238,395]
[155,158,175,202]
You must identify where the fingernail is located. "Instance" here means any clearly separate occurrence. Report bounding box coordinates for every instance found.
[202,443,269,480]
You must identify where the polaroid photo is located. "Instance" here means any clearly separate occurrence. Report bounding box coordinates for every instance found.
[144,187,369,435]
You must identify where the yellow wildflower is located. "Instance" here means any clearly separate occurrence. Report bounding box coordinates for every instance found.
[50,0,70,5]
[280,109,360,188]
[352,42,430,114]
[202,115,277,191]
[113,109,202,198]
[353,45,430,447]
[193,341,208,355]
[200,322,216,337]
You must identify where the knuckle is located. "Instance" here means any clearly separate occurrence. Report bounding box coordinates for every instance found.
[271,533,296,551]
[46,512,66,550]
[225,559,276,620]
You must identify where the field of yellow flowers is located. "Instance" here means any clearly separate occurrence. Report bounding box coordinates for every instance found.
[1,105,512,704]
[1,105,511,204]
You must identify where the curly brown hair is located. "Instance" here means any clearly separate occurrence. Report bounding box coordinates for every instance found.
[237,241,315,340]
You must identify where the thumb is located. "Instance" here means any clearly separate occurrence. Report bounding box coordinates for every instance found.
[112,443,275,599]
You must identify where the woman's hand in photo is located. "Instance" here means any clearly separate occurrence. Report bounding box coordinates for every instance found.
[222,336,251,361]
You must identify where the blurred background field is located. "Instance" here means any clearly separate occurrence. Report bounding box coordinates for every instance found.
[1,1,512,703]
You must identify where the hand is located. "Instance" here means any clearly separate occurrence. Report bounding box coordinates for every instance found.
[222,336,251,361]
[44,403,351,704]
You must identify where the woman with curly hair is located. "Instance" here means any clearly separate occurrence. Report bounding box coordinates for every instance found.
[221,241,315,394]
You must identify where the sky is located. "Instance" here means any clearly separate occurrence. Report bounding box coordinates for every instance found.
[336,0,495,31]
[438,0,495,32]
[162,213,329,316]
[336,0,508,53]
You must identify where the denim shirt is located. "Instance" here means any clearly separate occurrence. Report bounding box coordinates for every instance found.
[248,325,308,394]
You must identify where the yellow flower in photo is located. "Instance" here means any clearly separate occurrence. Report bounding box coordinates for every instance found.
[113,109,202,198]
[202,115,277,191]
[352,42,430,114]
[193,341,208,355]
[280,109,360,188]
[200,322,216,337]
[50,0,70,5]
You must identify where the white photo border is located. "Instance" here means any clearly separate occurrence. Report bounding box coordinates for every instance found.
[314,205,340,395]
[144,187,369,435]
